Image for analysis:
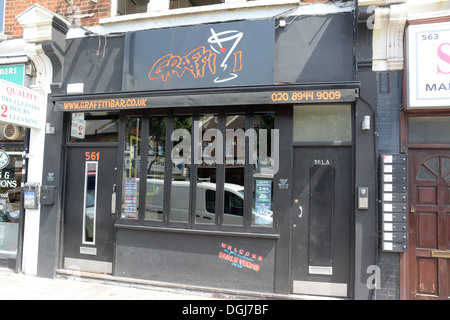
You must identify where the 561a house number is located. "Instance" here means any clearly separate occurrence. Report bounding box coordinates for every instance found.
[314,159,330,165]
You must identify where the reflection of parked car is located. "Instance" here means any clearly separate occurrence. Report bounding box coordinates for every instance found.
[84,191,95,242]
[145,179,272,225]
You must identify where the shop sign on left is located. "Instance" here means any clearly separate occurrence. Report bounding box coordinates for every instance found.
[0,79,46,129]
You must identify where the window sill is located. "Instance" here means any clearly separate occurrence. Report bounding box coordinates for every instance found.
[115,223,280,240]
[99,0,299,26]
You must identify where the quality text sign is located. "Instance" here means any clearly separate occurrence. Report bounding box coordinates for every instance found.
[0,79,46,129]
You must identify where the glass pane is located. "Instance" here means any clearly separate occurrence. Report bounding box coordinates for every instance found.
[424,157,439,176]
[0,148,23,264]
[170,0,222,9]
[293,104,352,142]
[252,113,275,227]
[408,117,450,144]
[442,158,450,180]
[118,0,149,15]
[121,117,142,219]
[224,115,245,226]
[83,162,97,244]
[417,166,437,181]
[146,117,166,221]
[70,113,119,143]
[170,116,192,223]
[196,115,218,225]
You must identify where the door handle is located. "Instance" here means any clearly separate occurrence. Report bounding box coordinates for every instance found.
[293,205,303,228]
[111,184,117,216]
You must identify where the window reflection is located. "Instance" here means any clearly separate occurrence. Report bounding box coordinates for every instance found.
[83,162,97,243]
[252,113,275,227]
[196,115,218,225]
[119,111,276,230]
[170,116,192,223]
[0,147,23,263]
[146,117,166,221]
[70,113,119,143]
[224,114,245,226]
[121,117,142,219]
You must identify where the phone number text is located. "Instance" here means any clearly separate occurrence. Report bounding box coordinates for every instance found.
[271,90,343,102]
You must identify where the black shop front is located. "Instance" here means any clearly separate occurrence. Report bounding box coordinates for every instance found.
[46,13,374,298]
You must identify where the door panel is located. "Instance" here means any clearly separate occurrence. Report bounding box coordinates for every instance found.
[291,147,352,297]
[63,147,117,274]
[408,149,450,299]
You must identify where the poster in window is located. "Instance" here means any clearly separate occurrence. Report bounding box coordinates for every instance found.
[123,178,137,218]
[255,180,272,225]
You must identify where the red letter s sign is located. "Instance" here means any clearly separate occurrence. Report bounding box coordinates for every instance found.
[437,43,450,75]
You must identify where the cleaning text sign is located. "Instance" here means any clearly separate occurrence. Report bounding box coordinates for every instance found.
[0,79,46,129]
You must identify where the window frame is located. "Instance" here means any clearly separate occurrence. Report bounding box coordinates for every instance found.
[117,106,278,235]
[0,0,5,35]
[112,0,226,17]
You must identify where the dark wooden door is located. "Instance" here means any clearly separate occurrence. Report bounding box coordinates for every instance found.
[408,149,450,299]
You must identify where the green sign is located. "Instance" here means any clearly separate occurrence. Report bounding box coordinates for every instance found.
[0,65,25,86]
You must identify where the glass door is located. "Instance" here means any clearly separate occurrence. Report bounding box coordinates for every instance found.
[0,147,24,269]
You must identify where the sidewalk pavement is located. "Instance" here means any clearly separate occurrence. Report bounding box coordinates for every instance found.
[0,267,219,300]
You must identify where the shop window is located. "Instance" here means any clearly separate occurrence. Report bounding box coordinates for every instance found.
[0,146,24,265]
[121,117,142,219]
[252,112,275,227]
[224,114,245,226]
[119,109,277,233]
[170,116,192,223]
[70,113,119,143]
[293,104,352,143]
[145,117,166,221]
[196,114,218,225]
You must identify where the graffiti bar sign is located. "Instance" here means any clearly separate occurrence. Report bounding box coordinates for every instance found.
[408,21,450,108]
[123,20,275,91]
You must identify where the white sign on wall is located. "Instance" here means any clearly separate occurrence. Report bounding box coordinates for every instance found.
[71,112,86,139]
[0,79,46,129]
[407,22,450,108]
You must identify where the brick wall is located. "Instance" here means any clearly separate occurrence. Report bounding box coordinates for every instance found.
[4,0,111,38]
[375,70,403,300]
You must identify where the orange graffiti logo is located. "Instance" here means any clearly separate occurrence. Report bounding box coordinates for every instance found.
[149,46,217,82]
[149,28,244,83]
